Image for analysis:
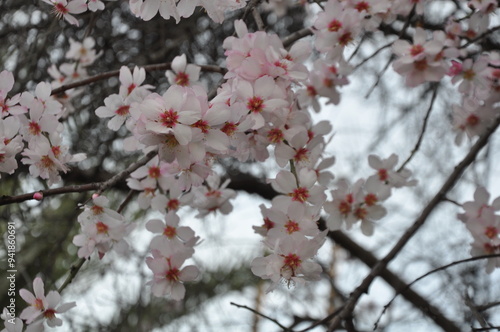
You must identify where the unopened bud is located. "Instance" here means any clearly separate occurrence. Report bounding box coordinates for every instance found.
[92,193,99,199]
[33,192,43,201]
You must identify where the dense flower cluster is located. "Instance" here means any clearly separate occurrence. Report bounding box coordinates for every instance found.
[2,0,500,330]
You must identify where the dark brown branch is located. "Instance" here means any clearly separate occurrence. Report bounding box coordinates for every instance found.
[227,172,460,331]
[374,253,500,330]
[51,63,226,96]
[231,302,293,331]
[328,115,500,331]
[0,151,157,207]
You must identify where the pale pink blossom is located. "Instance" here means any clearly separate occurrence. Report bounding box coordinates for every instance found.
[166,54,201,87]
[41,0,88,26]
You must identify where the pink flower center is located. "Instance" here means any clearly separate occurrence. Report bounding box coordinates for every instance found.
[191,119,210,134]
[51,145,61,158]
[175,72,189,86]
[91,205,104,215]
[306,86,317,96]
[338,32,353,46]
[148,166,161,178]
[290,187,309,203]
[247,97,264,113]
[164,134,179,148]
[40,155,54,169]
[127,84,136,95]
[267,128,284,143]
[328,19,342,32]
[485,226,498,239]
[43,308,56,320]
[354,207,367,220]
[29,121,42,136]
[160,109,179,128]
[166,267,180,281]
[263,217,274,230]
[96,221,108,234]
[206,190,222,198]
[163,226,177,238]
[354,1,370,12]
[285,220,300,234]
[364,193,378,206]
[378,169,388,181]
[410,44,424,57]
[115,105,130,116]
[338,200,352,216]
[167,198,180,210]
[466,114,479,127]
[283,253,301,270]
[294,147,308,162]
[54,3,68,15]
[221,122,238,136]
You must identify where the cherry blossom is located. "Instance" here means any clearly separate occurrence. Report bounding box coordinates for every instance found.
[19,277,76,328]
[166,54,201,87]
[41,0,88,26]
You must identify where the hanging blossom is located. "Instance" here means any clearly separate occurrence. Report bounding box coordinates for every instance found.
[73,195,135,259]
[458,187,500,273]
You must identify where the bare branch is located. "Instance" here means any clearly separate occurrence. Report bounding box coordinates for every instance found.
[231,302,293,331]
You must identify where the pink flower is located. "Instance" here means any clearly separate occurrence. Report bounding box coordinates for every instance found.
[166,54,201,87]
[41,0,88,26]
[19,277,76,327]
[270,169,326,206]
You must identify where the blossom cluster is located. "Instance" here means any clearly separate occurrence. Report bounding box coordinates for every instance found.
[2,277,75,332]
[3,0,500,329]
[458,187,500,273]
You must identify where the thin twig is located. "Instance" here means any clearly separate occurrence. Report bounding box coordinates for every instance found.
[51,63,226,96]
[231,302,293,331]
[328,115,500,331]
[374,253,500,330]
[0,151,157,207]
[398,84,439,171]
[57,257,86,293]
[252,7,266,31]
[460,25,500,49]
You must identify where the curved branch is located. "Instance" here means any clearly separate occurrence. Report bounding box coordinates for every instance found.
[328,115,500,330]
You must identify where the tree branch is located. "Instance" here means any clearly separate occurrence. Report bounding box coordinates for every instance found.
[328,115,500,331]
[0,150,157,206]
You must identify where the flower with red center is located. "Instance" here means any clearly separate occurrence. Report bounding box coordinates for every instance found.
[410,44,424,57]
[247,96,264,113]
[338,32,353,46]
[167,198,180,211]
[175,72,190,86]
[328,19,342,32]
[378,169,388,181]
[284,220,300,234]
[267,128,284,143]
[96,221,109,234]
[115,105,130,116]
[148,166,161,178]
[29,121,42,136]
[221,122,238,136]
[290,187,310,203]
[163,226,177,239]
[365,193,378,206]
[282,253,302,273]
[484,226,498,239]
[160,109,179,128]
[354,1,370,12]
[191,119,210,134]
